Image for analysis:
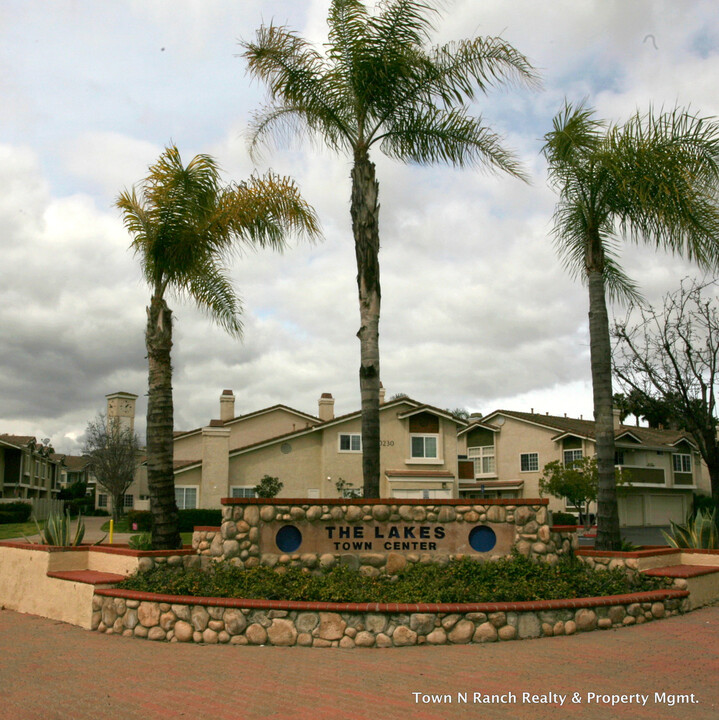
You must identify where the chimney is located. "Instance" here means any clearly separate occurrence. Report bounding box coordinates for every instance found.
[613,407,621,431]
[220,389,235,423]
[318,393,335,422]
[379,383,386,405]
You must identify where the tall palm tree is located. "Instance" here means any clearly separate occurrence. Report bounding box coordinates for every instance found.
[242,0,537,496]
[117,145,319,549]
[542,103,719,550]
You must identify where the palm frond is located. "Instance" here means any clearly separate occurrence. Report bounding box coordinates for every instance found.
[224,172,322,251]
[117,144,319,337]
[242,24,355,156]
[542,101,606,186]
[379,104,525,178]
[176,258,244,339]
[426,36,539,106]
[606,108,719,271]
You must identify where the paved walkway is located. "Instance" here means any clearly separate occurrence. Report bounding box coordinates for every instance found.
[9,515,135,545]
[1,605,717,720]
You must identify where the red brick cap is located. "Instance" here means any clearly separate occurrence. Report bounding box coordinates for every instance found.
[643,564,719,579]
[94,587,688,614]
[47,570,126,585]
[222,497,549,506]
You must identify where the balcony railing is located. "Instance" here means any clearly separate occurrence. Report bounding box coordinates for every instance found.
[617,465,665,485]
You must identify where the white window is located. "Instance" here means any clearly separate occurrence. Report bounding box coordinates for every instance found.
[411,435,438,459]
[520,453,539,472]
[175,486,197,510]
[338,433,362,452]
[467,446,495,476]
[231,486,256,499]
[98,493,108,508]
[563,449,583,467]
[673,454,692,473]
[123,494,134,508]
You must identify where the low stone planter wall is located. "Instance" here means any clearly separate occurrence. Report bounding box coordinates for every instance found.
[193,499,578,575]
[92,588,688,648]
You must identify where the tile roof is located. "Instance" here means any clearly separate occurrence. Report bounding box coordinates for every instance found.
[483,410,695,450]
[0,434,36,447]
[172,404,320,440]
[227,396,439,456]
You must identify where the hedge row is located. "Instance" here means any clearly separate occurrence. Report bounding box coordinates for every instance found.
[126,509,222,532]
[0,501,32,524]
[118,554,669,604]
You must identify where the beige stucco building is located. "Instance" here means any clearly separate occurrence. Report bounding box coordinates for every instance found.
[457,409,705,526]
[110,388,709,527]
[168,390,463,507]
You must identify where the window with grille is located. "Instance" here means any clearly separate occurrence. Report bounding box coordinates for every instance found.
[563,449,583,467]
[468,446,495,476]
[175,486,197,510]
[672,454,691,473]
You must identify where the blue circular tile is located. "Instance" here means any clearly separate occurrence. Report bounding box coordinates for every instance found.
[275,525,302,553]
[468,525,497,553]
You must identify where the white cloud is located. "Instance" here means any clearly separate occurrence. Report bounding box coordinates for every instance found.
[0,1,717,454]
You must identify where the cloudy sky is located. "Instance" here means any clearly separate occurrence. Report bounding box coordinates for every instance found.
[1,0,718,454]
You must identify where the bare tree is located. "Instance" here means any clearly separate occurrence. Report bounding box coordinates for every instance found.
[83,414,141,521]
[613,278,719,503]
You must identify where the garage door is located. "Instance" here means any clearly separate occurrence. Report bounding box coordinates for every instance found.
[619,495,644,527]
[646,495,686,526]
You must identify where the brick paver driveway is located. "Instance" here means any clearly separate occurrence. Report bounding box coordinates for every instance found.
[1,606,717,720]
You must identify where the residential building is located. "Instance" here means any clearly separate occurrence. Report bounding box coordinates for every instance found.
[116,389,464,509]
[58,455,94,490]
[0,434,62,500]
[457,409,705,526]
[171,391,464,507]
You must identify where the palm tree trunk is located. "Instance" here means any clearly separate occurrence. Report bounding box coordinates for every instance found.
[145,294,181,549]
[351,148,381,498]
[587,269,622,550]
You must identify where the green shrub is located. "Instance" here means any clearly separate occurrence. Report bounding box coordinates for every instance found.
[254,475,283,498]
[126,510,153,531]
[128,532,153,551]
[64,497,94,517]
[691,492,718,518]
[118,554,666,604]
[177,509,222,532]
[0,501,32,524]
[550,511,578,526]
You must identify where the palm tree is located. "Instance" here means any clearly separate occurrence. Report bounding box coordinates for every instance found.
[117,145,319,548]
[542,103,719,550]
[242,0,537,496]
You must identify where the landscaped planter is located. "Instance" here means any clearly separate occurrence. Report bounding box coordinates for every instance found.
[91,587,688,647]
[0,540,197,628]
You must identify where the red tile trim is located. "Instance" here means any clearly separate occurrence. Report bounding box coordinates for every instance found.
[47,570,127,585]
[643,564,719,579]
[221,498,548,507]
[194,527,221,532]
[577,547,680,559]
[0,540,194,557]
[94,588,688,613]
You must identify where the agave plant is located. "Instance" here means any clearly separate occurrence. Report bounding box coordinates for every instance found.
[662,509,719,549]
[26,510,85,547]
